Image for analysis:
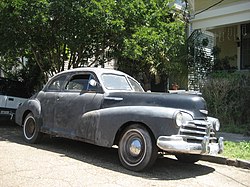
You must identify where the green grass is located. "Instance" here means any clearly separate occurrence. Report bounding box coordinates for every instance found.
[222,141,250,161]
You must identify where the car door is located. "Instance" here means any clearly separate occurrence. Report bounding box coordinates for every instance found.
[0,94,8,115]
[0,78,28,118]
[4,80,28,110]
[39,74,68,130]
[53,72,104,141]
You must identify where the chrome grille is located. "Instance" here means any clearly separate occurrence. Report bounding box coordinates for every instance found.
[179,120,214,143]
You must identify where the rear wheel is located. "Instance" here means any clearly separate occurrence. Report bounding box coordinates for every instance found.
[118,124,158,171]
[23,113,42,144]
[175,154,200,163]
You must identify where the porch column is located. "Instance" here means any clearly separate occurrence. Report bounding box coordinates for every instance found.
[237,25,241,70]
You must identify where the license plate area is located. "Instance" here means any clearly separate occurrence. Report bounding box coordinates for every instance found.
[0,110,11,115]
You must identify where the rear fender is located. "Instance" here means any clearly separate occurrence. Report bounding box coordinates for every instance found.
[15,99,42,127]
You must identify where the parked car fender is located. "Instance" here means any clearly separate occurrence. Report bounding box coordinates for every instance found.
[89,106,184,147]
[15,98,42,127]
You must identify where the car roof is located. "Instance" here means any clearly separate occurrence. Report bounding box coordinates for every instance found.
[45,67,144,93]
[55,67,128,77]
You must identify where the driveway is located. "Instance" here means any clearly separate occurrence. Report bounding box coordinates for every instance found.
[0,123,249,187]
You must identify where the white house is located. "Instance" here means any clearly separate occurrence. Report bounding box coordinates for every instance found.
[187,0,250,71]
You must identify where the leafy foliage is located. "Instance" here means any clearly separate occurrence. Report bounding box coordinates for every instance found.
[116,0,186,90]
[0,0,186,91]
[187,30,214,90]
[201,71,250,134]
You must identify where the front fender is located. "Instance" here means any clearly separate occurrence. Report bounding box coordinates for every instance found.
[15,99,42,126]
[90,106,187,147]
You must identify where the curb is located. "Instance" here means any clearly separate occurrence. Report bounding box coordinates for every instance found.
[200,154,250,169]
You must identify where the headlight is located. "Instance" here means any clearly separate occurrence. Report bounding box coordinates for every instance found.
[207,117,220,131]
[175,112,193,127]
[213,119,220,131]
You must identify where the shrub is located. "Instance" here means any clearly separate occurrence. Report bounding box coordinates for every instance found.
[201,71,250,134]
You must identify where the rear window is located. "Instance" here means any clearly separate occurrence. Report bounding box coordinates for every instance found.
[0,77,30,98]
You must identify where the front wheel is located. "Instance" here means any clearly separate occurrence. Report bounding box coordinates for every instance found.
[175,154,201,163]
[23,113,42,144]
[118,124,158,171]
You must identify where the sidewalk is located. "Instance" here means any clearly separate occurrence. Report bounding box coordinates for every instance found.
[217,132,250,142]
[200,132,250,169]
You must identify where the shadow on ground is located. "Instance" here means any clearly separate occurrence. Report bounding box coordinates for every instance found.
[0,122,215,180]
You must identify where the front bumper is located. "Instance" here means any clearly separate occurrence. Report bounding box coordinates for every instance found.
[157,135,224,155]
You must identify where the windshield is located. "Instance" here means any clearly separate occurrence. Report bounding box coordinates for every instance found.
[101,74,144,92]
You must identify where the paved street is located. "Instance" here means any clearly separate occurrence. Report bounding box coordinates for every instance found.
[0,123,250,187]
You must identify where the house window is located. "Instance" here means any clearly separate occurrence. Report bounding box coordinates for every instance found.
[241,23,250,69]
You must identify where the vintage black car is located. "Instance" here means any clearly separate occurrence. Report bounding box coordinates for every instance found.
[15,68,223,171]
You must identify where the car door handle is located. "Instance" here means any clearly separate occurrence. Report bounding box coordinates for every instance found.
[8,98,14,101]
[56,96,63,101]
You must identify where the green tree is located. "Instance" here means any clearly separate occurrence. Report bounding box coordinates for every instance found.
[0,0,186,92]
[115,0,186,90]
[0,0,118,76]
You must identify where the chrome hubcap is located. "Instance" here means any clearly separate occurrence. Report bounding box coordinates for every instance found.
[129,139,142,156]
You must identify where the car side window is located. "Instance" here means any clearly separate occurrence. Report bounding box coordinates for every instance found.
[65,74,91,92]
[128,77,144,92]
[0,77,30,98]
[47,75,67,91]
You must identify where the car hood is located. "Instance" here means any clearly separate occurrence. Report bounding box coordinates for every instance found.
[102,92,207,119]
